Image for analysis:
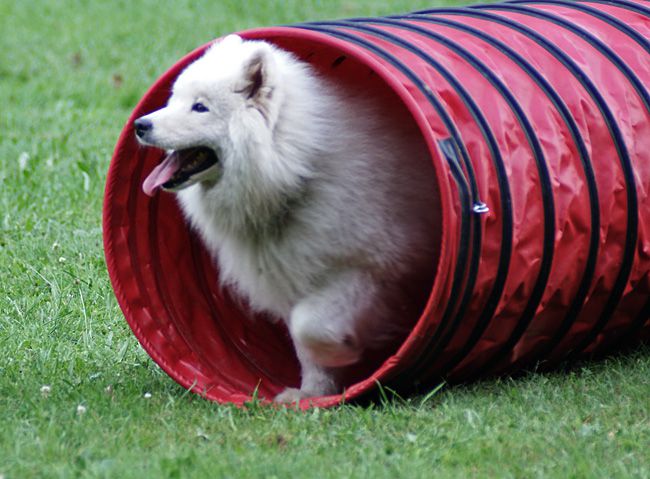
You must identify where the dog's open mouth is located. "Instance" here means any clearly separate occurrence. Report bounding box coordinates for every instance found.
[142,147,220,196]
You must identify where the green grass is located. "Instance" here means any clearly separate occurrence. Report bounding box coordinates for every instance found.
[0,1,648,477]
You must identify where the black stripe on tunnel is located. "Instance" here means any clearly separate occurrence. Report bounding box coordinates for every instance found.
[472,2,645,367]
[574,0,650,18]
[384,13,600,377]
[508,0,650,54]
[290,23,478,390]
[297,19,556,389]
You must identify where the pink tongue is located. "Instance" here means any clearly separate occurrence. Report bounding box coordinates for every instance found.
[142,153,182,197]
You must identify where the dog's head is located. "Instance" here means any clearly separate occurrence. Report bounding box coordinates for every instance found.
[134,35,281,196]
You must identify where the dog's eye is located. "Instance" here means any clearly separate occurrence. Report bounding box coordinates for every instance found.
[191,102,209,113]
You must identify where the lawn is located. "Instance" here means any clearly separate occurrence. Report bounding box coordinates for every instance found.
[0,0,649,477]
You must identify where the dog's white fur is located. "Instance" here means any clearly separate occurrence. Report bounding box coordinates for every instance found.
[136,35,438,402]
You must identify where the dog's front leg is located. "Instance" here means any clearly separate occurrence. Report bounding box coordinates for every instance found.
[274,343,337,404]
[275,270,376,403]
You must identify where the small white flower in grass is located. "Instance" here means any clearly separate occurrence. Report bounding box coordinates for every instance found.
[405,433,417,443]
[579,423,597,437]
[40,385,51,397]
[80,171,90,192]
[143,392,152,399]
[76,404,87,416]
[58,257,66,263]
[18,152,29,172]
[52,241,60,250]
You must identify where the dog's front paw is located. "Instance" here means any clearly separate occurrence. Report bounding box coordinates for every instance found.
[274,387,309,404]
[274,374,338,404]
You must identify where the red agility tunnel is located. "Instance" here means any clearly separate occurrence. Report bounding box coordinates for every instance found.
[104,0,650,407]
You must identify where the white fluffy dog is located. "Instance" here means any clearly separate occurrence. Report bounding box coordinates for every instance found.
[134,35,438,402]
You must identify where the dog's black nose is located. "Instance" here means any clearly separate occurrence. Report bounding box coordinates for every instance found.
[134,118,153,138]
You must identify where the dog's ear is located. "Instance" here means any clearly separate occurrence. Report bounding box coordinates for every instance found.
[240,48,274,101]
[220,34,242,47]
